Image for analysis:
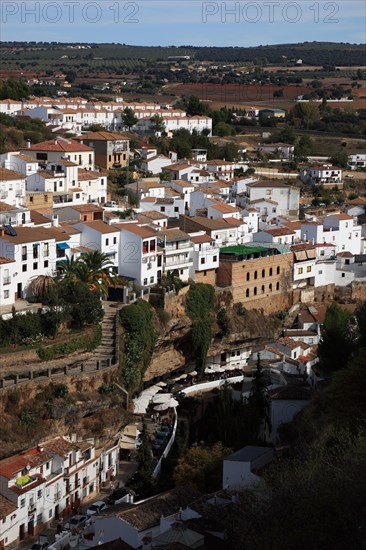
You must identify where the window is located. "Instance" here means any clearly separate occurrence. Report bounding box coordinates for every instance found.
[76,193,80,199]
[246,272,250,281]
[160,207,165,212]
[49,509,53,518]
[246,288,250,297]
[319,270,323,275]
[113,237,117,245]
[37,490,42,500]
[269,283,273,292]
[174,207,179,212]
[142,241,148,254]
[150,276,154,284]
[306,266,311,272]
[33,262,38,270]
[269,267,273,276]
[22,264,27,272]
[298,267,303,274]
[59,181,62,188]
[213,255,217,262]
[345,259,350,265]
[320,250,325,256]
[200,258,205,264]
[261,285,265,294]
[262,269,265,277]
[342,273,345,278]
[150,241,156,252]
[106,238,109,246]
[276,282,280,290]
[254,287,257,296]
[83,215,87,221]
[254,270,257,279]
[29,195,34,203]
[143,278,147,285]
[22,246,27,261]
[277,266,280,274]
[20,499,25,508]
[4,290,9,299]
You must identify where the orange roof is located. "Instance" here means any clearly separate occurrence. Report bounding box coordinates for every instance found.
[264,228,295,236]
[114,222,157,239]
[329,213,353,221]
[0,168,25,181]
[81,220,119,234]
[25,137,93,152]
[0,448,53,480]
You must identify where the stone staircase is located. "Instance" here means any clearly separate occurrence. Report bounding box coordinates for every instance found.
[82,305,120,370]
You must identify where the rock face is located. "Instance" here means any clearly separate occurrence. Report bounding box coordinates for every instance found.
[0,366,129,459]
[145,318,193,381]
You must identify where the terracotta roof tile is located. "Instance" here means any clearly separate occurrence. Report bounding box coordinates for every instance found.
[25,137,93,152]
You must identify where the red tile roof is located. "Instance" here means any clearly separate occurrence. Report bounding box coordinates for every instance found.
[25,137,93,152]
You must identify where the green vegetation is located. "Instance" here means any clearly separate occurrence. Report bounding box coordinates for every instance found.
[0,113,54,153]
[216,307,230,336]
[128,421,155,498]
[174,442,231,492]
[185,283,215,377]
[37,324,102,361]
[226,427,366,550]
[119,300,156,390]
[317,302,354,373]
[0,77,29,100]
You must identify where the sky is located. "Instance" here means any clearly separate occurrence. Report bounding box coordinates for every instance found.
[1,0,365,46]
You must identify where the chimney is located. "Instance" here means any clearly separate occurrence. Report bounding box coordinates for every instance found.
[0,228,4,237]
[37,445,44,453]
[26,139,31,149]
[54,138,58,145]
[80,139,83,144]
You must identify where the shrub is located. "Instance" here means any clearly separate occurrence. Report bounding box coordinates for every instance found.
[37,325,101,361]
[52,384,68,398]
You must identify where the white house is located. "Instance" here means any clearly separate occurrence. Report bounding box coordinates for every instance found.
[222,446,274,490]
[348,152,366,170]
[0,168,26,207]
[0,225,61,301]
[239,181,299,222]
[22,137,95,170]
[256,143,295,159]
[74,220,120,272]
[116,221,160,286]
[254,227,296,246]
[156,228,194,282]
[189,231,220,282]
[300,165,342,186]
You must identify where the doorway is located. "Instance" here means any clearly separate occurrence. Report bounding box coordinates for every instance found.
[16,282,22,300]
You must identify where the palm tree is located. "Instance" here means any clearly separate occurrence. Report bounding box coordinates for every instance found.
[77,251,117,298]
[29,275,56,301]
[56,255,80,281]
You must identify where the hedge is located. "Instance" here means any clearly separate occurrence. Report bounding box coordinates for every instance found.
[37,325,102,362]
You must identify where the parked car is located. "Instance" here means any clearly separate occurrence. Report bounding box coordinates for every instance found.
[64,515,88,530]
[106,487,128,505]
[30,543,49,550]
[86,501,108,516]
[103,201,118,208]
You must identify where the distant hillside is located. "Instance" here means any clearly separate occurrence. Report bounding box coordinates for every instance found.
[1,41,365,66]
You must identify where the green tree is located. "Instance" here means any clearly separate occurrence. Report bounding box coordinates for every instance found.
[249,354,271,436]
[214,121,233,137]
[318,303,353,374]
[330,150,348,168]
[217,307,230,336]
[295,134,314,157]
[174,442,231,492]
[129,421,155,498]
[122,107,138,131]
[150,114,166,135]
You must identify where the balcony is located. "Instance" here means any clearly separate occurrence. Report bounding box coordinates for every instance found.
[82,476,90,487]
[28,503,37,514]
[54,490,62,502]
[3,277,11,285]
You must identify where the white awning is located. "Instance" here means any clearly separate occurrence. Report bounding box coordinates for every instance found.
[152,393,172,404]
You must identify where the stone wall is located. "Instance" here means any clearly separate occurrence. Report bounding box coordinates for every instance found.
[216,252,293,313]
[195,268,217,286]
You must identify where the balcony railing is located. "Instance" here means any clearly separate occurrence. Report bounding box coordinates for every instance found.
[28,503,36,514]
[3,277,11,285]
